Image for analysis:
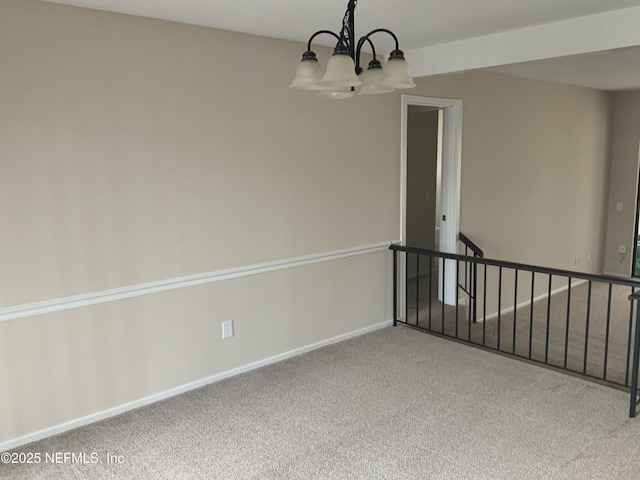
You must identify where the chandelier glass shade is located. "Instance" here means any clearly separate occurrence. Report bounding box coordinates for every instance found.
[289,0,415,99]
[359,59,395,95]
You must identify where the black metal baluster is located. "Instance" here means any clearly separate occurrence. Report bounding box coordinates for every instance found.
[529,272,535,359]
[483,265,487,346]
[467,256,471,324]
[393,248,398,326]
[582,281,592,375]
[442,258,446,334]
[473,261,478,324]
[603,283,613,380]
[405,253,409,327]
[468,260,472,342]
[416,255,420,327]
[629,295,640,417]
[513,269,518,355]
[429,255,433,330]
[545,275,552,364]
[464,251,470,325]
[627,287,636,386]
[563,278,572,370]
[498,267,503,350]
[455,259,460,338]
[464,249,469,293]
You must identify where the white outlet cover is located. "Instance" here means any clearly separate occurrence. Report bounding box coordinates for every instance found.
[222,320,234,339]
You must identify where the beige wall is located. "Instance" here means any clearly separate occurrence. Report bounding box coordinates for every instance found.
[0,253,390,442]
[0,0,619,446]
[412,72,613,275]
[603,91,640,277]
[408,72,613,317]
[0,0,400,306]
[0,0,398,444]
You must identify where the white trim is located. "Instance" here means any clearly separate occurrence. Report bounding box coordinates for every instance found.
[480,280,587,322]
[400,95,463,313]
[0,241,398,323]
[439,100,463,306]
[0,319,393,452]
[400,95,463,245]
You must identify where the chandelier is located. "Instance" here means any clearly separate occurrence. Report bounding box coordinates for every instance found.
[289,0,416,99]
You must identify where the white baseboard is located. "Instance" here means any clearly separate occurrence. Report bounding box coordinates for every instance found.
[478,279,587,322]
[406,270,434,280]
[603,271,632,280]
[0,319,392,452]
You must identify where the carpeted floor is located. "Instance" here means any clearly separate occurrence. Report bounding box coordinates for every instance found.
[3,326,640,479]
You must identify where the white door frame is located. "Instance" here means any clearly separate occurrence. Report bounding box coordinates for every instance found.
[400,95,463,317]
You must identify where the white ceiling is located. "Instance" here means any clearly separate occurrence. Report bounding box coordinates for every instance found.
[43,0,640,91]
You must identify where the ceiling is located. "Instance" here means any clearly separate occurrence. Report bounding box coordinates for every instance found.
[43,0,640,91]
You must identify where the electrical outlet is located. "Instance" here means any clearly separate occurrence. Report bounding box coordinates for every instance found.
[222,320,234,339]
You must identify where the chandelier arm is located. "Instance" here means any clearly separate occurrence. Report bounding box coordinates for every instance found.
[354,36,378,74]
[360,28,401,52]
[306,30,343,51]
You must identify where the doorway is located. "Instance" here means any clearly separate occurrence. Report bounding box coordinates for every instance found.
[406,106,441,252]
[400,95,462,321]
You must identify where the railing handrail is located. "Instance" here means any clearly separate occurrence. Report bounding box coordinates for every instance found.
[459,232,484,258]
[390,243,640,288]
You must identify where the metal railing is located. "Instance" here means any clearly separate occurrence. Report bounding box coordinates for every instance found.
[629,291,640,416]
[391,243,640,416]
[458,233,483,324]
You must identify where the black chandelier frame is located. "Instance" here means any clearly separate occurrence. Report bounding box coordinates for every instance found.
[301,0,406,76]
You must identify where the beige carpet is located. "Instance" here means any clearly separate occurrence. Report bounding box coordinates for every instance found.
[2,326,640,479]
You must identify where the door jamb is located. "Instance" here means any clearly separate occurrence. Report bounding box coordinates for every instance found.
[400,95,463,316]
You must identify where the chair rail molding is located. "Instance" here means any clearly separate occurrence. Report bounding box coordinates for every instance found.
[0,240,398,323]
